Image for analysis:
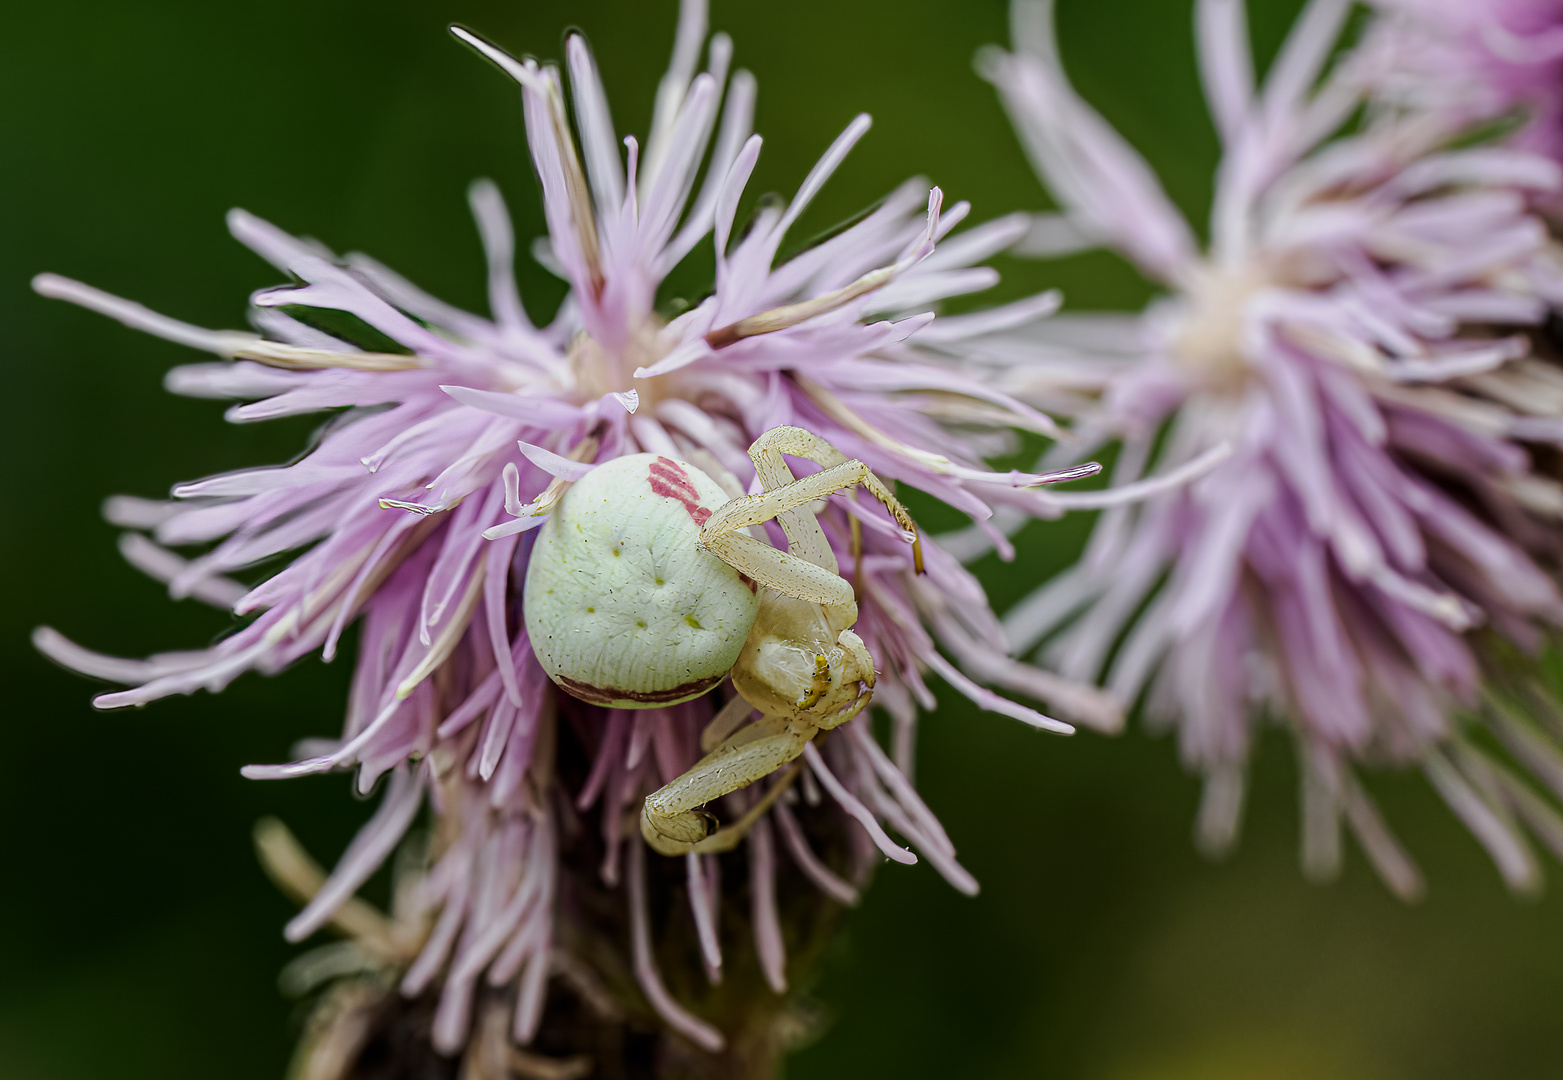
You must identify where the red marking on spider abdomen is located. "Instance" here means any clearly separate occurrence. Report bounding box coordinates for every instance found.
[648,457,712,525]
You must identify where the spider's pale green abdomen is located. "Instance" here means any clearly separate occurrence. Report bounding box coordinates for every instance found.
[523,453,761,709]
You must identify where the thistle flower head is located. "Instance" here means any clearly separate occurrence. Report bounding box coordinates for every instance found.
[35,0,1117,1058]
[979,0,1563,898]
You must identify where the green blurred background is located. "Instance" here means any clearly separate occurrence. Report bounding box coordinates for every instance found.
[3,1,1561,1076]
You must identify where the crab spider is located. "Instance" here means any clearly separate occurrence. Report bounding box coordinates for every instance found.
[523,426,922,856]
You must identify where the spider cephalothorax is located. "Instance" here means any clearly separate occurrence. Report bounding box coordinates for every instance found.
[521,426,921,856]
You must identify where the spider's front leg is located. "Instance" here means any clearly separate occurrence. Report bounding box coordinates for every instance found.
[639,595,881,856]
[697,427,924,597]
[640,714,811,856]
[638,427,916,856]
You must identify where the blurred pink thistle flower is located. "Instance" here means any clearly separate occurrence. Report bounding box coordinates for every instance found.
[1360,0,1563,165]
[978,0,1563,898]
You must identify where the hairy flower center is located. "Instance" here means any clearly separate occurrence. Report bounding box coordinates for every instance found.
[567,321,672,407]
[1170,266,1271,391]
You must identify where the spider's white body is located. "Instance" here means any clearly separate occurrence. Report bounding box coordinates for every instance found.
[524,454,760,708]
[522,427,922,857]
